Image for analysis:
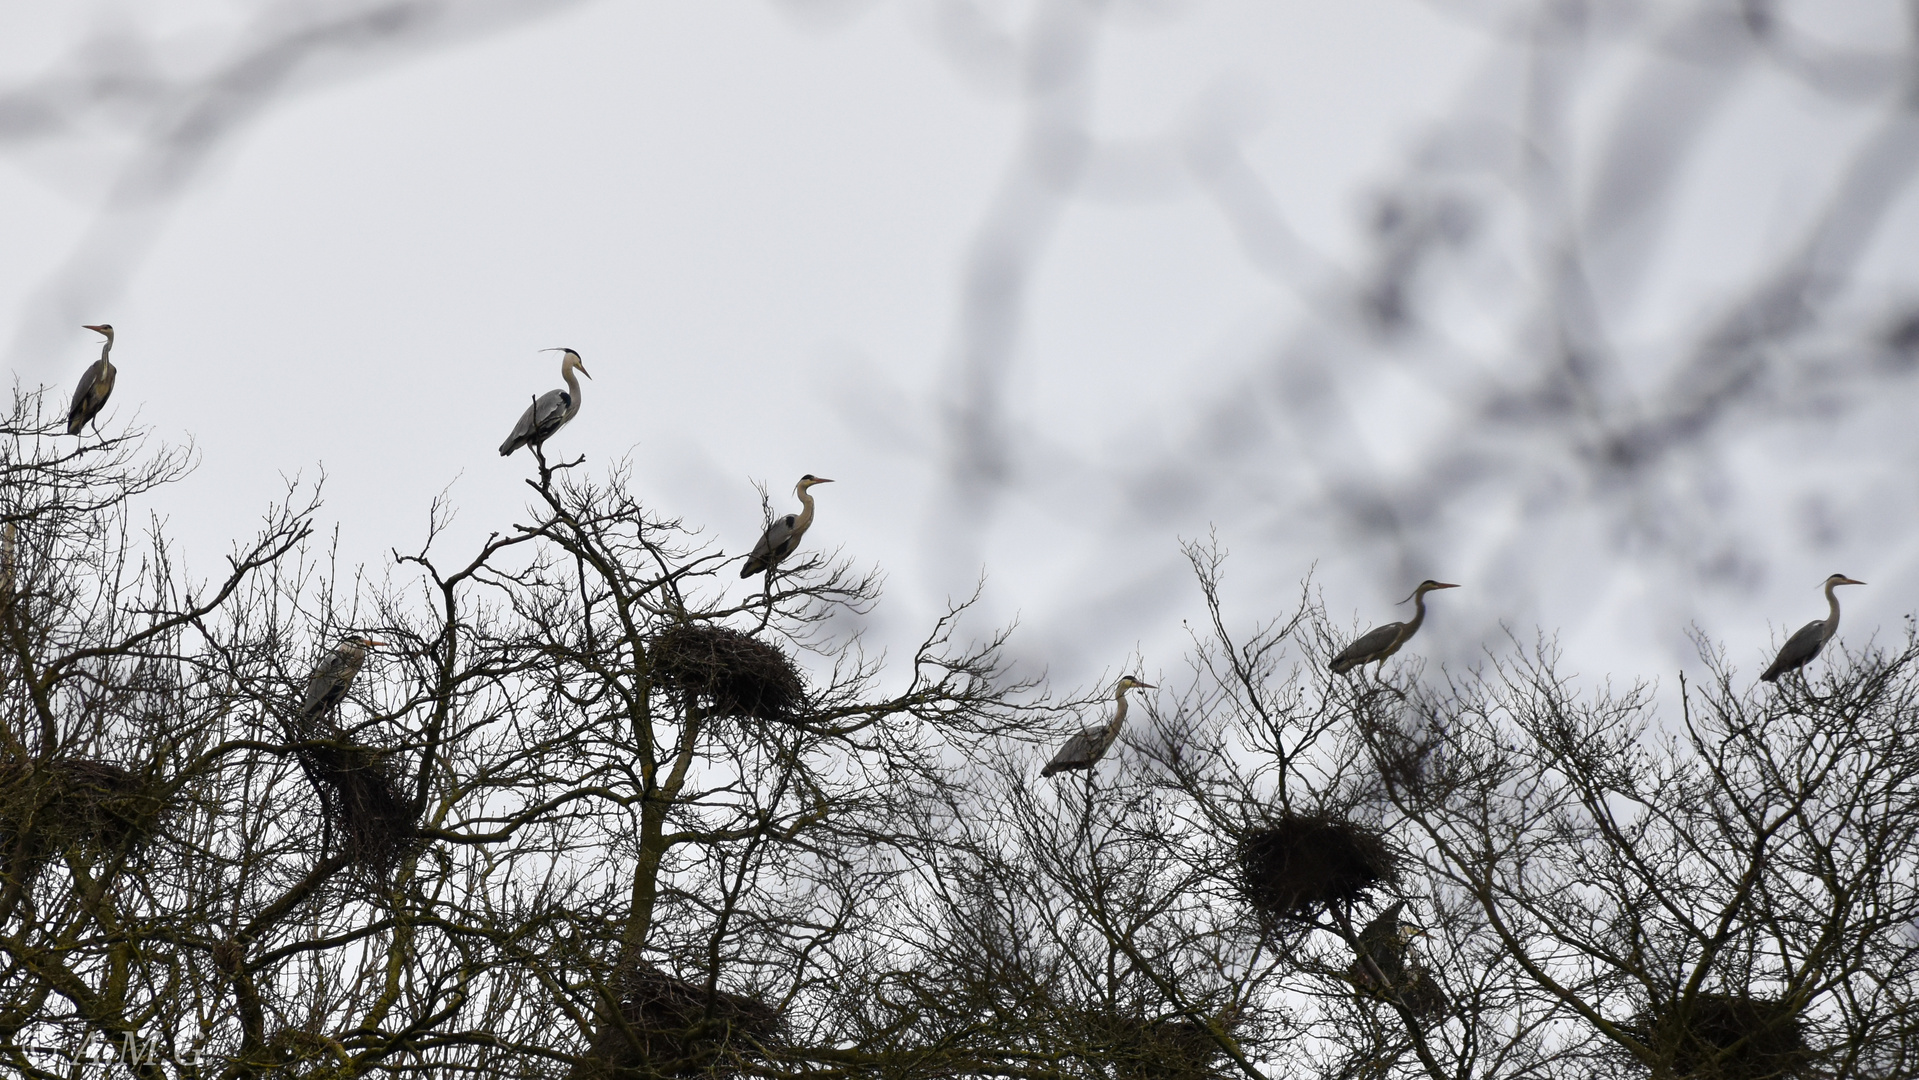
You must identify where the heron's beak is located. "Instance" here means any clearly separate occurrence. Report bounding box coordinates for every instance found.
[82,324,110,335]
[578,365,592,379]
[361,638,387,648]
[812,477,834,484]
[1431,582,1460,590]
[1136,681,1157,690]
[1840,577,1866,586]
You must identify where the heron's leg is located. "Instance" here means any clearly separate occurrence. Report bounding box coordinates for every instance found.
[1076,768,1097,838]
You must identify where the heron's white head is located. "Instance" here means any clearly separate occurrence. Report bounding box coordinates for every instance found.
[1117,675,1155,693]
[797,474,834,493]
[83,323,114,341]
[1396,923,1426,945]
[543,347,590,379]
[1824,574,1866,589]
[1402,580,1459,604]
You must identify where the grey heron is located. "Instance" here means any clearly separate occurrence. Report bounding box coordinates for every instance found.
[499,348,590,457]
[1761,573,1865,683]
[300,636,383,720]
[66,324,116,436]
[741,475,833,578]
[1347,899,1446,1017]
[1329,581,1458,676]
[1349,900,1423,988]
[1041,675,1155,778]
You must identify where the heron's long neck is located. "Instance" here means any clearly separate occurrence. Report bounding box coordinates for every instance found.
[1107,687,1131,735]
[1404,589,1429,636]
[98,337,114,363]
[561,363,583,420]
[1822,581,1843,640]
[794,486,816,531]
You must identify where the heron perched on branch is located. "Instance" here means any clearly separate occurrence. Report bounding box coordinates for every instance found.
[499,348,590,457]
[1329,580,1458,677]
[1041,675,1154,779]
[1349,900,1423,988]
[1347,899,1446,1017]
[741,475,832,578]
[66,324,116,436]
[300,636,383,720]
[1761,573,1865,683]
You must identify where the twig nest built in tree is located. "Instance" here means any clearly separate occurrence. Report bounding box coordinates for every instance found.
[0,756,168,872]
[1238,812,1399,921]
[586,961,783,1078]
[285,732,419,880]
[1634,994,1811,1080]
[649,623,805,722]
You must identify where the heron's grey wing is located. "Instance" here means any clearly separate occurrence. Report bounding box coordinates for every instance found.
[66,360,112,433]
[741,514,799,577]
[1040,728,1102,776]
[1762,619,1829,681]
[499,396,544,455]
[1358,901,1405,949]
[1329,622,1405,672]
[299,649,355,717]
[530,388,571,441]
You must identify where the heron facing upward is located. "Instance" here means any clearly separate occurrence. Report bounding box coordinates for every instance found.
[66,324,116,436]
[1762,573,1865,683]
[499,348,590,457]
[741,475,832,578]
[1329,580,1458,677]
[1041,675,1155,779]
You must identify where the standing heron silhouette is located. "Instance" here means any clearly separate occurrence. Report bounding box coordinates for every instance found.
[1761,573,1865,689]
[1041,675,1155,779]
[499,348,590,460]
[66,324,117,436]
[742,474,832,626]
[1329,580,1458,683]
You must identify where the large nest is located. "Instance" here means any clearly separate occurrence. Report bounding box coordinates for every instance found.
[0,756,168,877]
[581,962,783,1079]
[1631,994,1811,1080]
[284,719,419,880]
[1238,813,1399,921]
[649,624,805,723]
[1074,1010,1236,1080]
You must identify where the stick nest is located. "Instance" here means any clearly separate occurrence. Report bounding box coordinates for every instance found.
[583,961,783,1078]
[0,756,168,875]
[1238,813,1399,921]
[285,720,419,881]
[1073,1011,1236,1080]
[1632,994,1811,1080]
[649,624,805,722]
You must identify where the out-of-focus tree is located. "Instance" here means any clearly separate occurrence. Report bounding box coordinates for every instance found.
[910,0,1919,670]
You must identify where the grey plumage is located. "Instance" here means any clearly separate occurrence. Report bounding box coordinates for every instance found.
[1328,580,1458,676]
[1352,900,1418,984]
[66,324,117,436]
[1041,675,1154,778]
[1348,899,1447,1018]
[300,637,381,720]
[742,475,832,577]
[500,348,590,456]
[1761,573,1865,683]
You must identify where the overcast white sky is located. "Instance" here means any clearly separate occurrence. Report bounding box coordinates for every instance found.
[5,0,1918,698]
